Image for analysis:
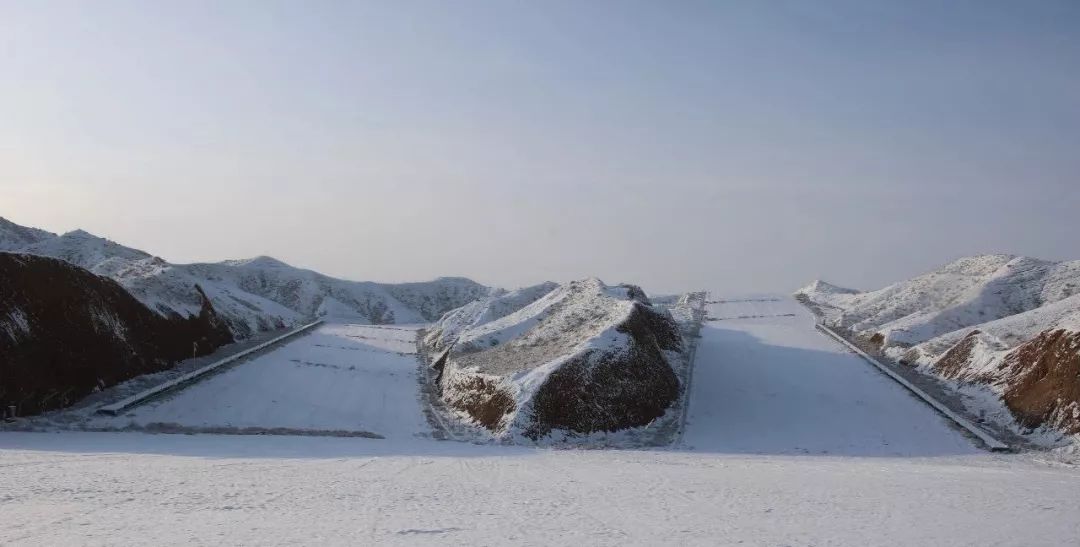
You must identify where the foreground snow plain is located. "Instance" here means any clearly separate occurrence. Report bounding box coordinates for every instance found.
[2,296,1079,545]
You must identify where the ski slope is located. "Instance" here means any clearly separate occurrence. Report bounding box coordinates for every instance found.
[682,296,979,456]
[90,324,430,440]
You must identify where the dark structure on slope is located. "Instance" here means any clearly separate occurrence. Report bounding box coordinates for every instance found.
[0,253,233,416]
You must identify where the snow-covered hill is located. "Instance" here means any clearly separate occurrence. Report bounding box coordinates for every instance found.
[422,278,684,441]
[422,281,560,352]
[0,217,56,252]
[1,253,233,416]
[796,254,1080,437]
[797,255,1080,348]
[1,217,493,337]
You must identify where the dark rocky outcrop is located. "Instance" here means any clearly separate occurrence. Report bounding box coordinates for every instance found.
[423,278,684,440]
[523,302,681,439]
[0,253,233,416]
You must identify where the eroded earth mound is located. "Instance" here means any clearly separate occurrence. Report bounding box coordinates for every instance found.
[422,278,684,440]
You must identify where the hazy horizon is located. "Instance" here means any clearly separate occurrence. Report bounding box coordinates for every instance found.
[3,1,1078,295]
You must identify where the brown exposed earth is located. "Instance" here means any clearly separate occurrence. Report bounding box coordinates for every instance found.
[932,330,983,380]
[0,253,233,416]
[440,375,516,430]
[931,327,1080,434]
[998,329,1080,434]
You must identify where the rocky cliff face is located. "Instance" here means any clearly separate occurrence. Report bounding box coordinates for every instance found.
[0,253,233,416]
[422,278,683,440]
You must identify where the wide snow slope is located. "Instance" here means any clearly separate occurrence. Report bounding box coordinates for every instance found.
[682,296,978,456]
[91,324,429,439]
[1,433,1078,546]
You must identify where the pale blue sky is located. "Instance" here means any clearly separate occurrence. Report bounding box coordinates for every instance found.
[2,1,1077,293]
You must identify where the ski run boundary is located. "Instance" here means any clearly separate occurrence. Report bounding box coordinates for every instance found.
[673,291,708,447]
[814,322,1009,452]
[96,320,325,416]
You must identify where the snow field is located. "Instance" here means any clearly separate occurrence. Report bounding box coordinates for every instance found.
[1,432,1078,546]
[91,324,430,439]
[683,296,980,456]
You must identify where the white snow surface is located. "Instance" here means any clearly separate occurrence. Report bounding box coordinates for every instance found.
[684,297,980,456]
[902,293,1080,365]
[4,293,1080,545]
[422,281,559,350]
[88,324,429,439]
[0,218,492,336]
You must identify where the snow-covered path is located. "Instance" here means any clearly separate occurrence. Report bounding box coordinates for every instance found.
[682,296,979,456]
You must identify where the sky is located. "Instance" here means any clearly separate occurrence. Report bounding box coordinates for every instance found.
[1,1,1078,294]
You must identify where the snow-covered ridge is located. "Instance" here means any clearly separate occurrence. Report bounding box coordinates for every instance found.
[0,217,56,252]
[796,254,1080,439]
[422,281,560,352]
[0,217,493,337]
[797,254,1080,349]
[422,278,684,441]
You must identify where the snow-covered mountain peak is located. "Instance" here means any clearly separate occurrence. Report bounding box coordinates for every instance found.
[20,229,155,275]
[800,280,858,296]
[0,217,57,251]
[60,228,97,239]
[222,256,293,269]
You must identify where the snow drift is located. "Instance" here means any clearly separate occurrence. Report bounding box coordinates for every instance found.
[1,217,492,338]
[422,278,683,440]
[796,254,1080,436]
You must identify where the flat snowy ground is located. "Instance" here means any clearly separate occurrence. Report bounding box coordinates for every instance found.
[2,297,1079,545]
[88,324,430,439]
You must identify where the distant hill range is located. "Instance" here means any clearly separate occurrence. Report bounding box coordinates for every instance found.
[797,254,1080,438]
[0,216,493,416]
[0,216,493,337]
